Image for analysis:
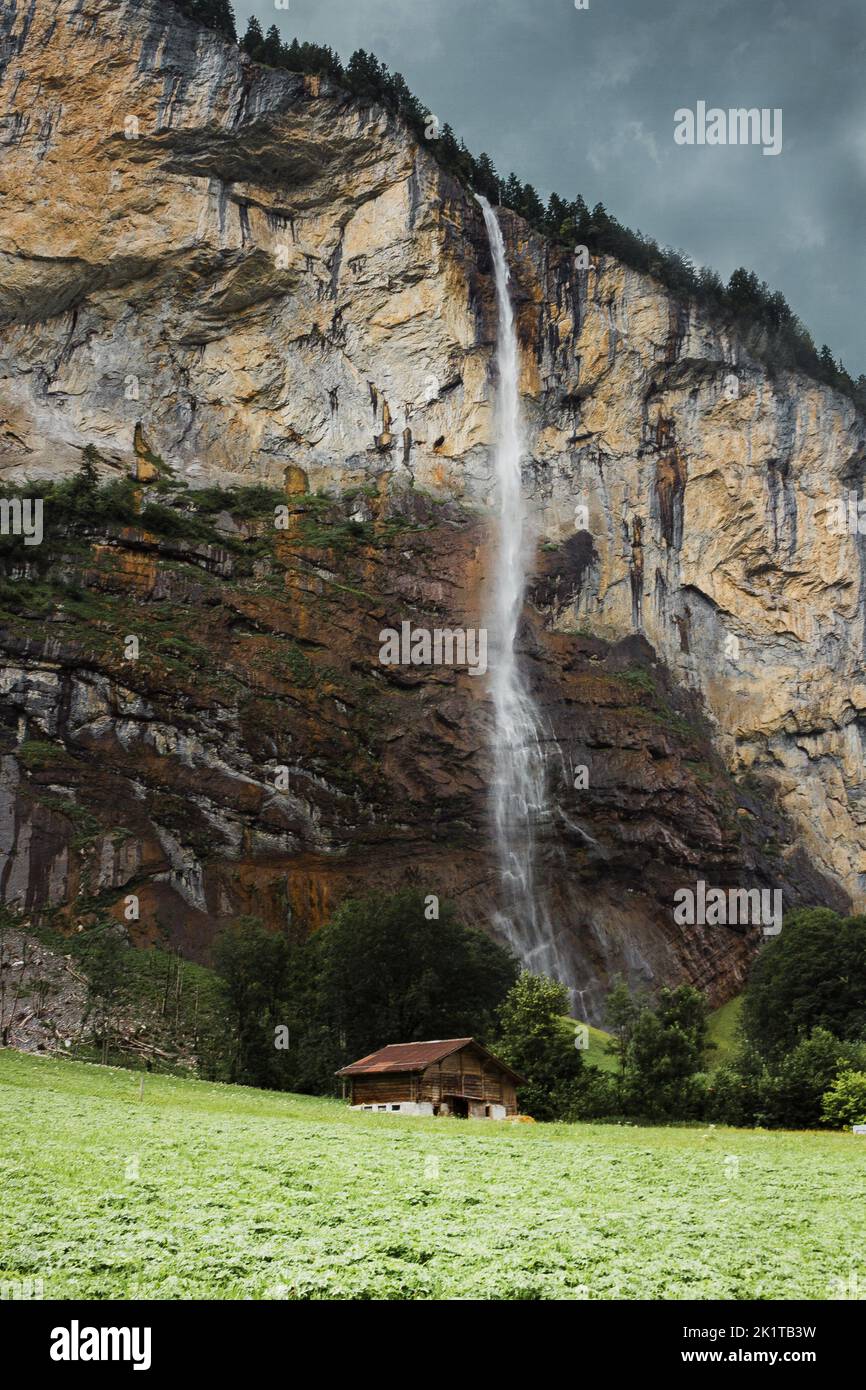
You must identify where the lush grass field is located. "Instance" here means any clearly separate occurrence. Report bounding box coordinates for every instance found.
[1,1049,864,1300]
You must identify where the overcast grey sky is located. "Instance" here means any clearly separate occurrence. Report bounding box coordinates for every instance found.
[233,0,865,375]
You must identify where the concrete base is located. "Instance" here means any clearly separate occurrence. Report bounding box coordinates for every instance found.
[353,1101,507,1119]
[353,1101,434,1116]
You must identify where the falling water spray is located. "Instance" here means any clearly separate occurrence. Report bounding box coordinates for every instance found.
[477,195,566,983]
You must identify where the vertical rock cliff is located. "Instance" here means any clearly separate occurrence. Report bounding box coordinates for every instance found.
[1,0,863,1019]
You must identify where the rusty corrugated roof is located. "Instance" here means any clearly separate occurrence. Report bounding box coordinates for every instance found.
[336,1038,473,1075]
[335,1037,524,1084]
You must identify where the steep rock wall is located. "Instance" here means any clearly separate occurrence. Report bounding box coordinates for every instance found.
[0,0,863,1017]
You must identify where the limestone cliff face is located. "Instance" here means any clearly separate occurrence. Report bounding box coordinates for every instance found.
[0,0,863,1019]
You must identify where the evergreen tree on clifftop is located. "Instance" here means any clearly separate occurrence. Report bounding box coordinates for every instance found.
[239,15,263,61]
[175,0,236,43]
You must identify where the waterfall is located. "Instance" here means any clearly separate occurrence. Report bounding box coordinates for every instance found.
[477,194,564,983]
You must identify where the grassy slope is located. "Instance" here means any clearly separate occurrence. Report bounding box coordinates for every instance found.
[574,1019,618,1073]
[2,1050,864,1300]
[706,997,744,1069]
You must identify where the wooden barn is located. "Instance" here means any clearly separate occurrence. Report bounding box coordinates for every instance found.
[336,1038,523,1119]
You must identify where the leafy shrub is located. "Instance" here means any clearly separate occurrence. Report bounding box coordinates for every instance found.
[185,484,283,518]
[742,908,866,1059]
[139,503,212,541]
[705,1051,770,1127]
[755,1029,863,1128]
[558,1064,619,1121]
[821,1070,866,1129]
[707,1029,866,1129]
[604,981,710,1121]
[494,972,583,1120]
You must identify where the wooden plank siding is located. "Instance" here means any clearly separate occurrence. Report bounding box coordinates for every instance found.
[351,1074,414,1106]
[419,1044,517,1111]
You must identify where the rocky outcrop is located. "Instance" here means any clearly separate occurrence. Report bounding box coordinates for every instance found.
[0,927,87,1052]
[0,0,863,1019]
[0,482,839,1021]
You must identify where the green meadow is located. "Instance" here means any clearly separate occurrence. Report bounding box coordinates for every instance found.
[1,1049,864,1300]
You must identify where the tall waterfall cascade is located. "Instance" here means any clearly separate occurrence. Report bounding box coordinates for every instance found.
[477,195,570,989]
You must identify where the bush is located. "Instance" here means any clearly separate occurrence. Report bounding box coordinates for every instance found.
[821,1070,866,1129]
[0,461,279,587]
[704,1050,769,1127]
[558,1064,619,1121]
[703,1030,866,1129]
[186,484,283,518]
[755,1029,857,1128]
[742,909,866,1060]
[604,982,709,1121]
[494,972,583,1120]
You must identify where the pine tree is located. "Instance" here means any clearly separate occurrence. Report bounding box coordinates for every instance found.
[439,123,460,162]
[696,264,725,305]
[544,192,569,240]
[570,194,589,238]
[321,45,344,81]
[281,38,302,70]
[210,0,236,42]
[261,24,282,68]
[501,173,522,211]
[520,182,545,228]
[473,152,500,203]
[726,267,762,318]
[240,15,263,60]
[819,344,837,374]
[384,71,423,133]
[346,50,384,99]
[185,0,236,43]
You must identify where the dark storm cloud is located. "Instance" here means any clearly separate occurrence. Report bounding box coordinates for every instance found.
[233,0,866,374]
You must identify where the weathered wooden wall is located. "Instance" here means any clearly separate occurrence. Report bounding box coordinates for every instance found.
[351,1074,415,1105]
[418,1045,518,1113]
